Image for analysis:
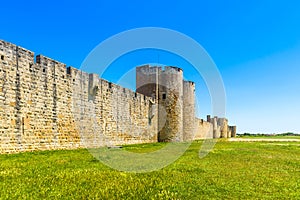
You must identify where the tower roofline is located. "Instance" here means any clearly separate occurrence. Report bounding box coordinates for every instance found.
[136,65,183,72]
[165,66,183,72]
[183,80,195,85]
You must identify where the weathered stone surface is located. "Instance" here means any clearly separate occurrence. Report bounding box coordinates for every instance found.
[183,81,196,141]
[0,40,158,153]
[136,66,184,142]
[0,40,236,154]
[136,66,236,142]
[194,116,236,139]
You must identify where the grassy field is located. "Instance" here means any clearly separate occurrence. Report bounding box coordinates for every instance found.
[0,140,299,199]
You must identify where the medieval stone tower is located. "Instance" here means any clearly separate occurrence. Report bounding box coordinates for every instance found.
[136,65,196,142]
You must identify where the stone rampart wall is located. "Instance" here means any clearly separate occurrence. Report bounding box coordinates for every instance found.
[0,40,157,153]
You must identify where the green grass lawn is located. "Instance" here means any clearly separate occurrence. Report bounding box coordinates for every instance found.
[1,140,299,199]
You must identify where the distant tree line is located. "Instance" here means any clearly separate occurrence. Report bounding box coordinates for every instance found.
[237,132,299,137]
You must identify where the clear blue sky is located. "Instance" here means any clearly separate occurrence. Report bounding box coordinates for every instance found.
[1,0,300,133]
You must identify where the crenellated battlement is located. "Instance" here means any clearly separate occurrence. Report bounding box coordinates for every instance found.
[0,40,153,103]
[0,40,34,61]
[184,80,195,86]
